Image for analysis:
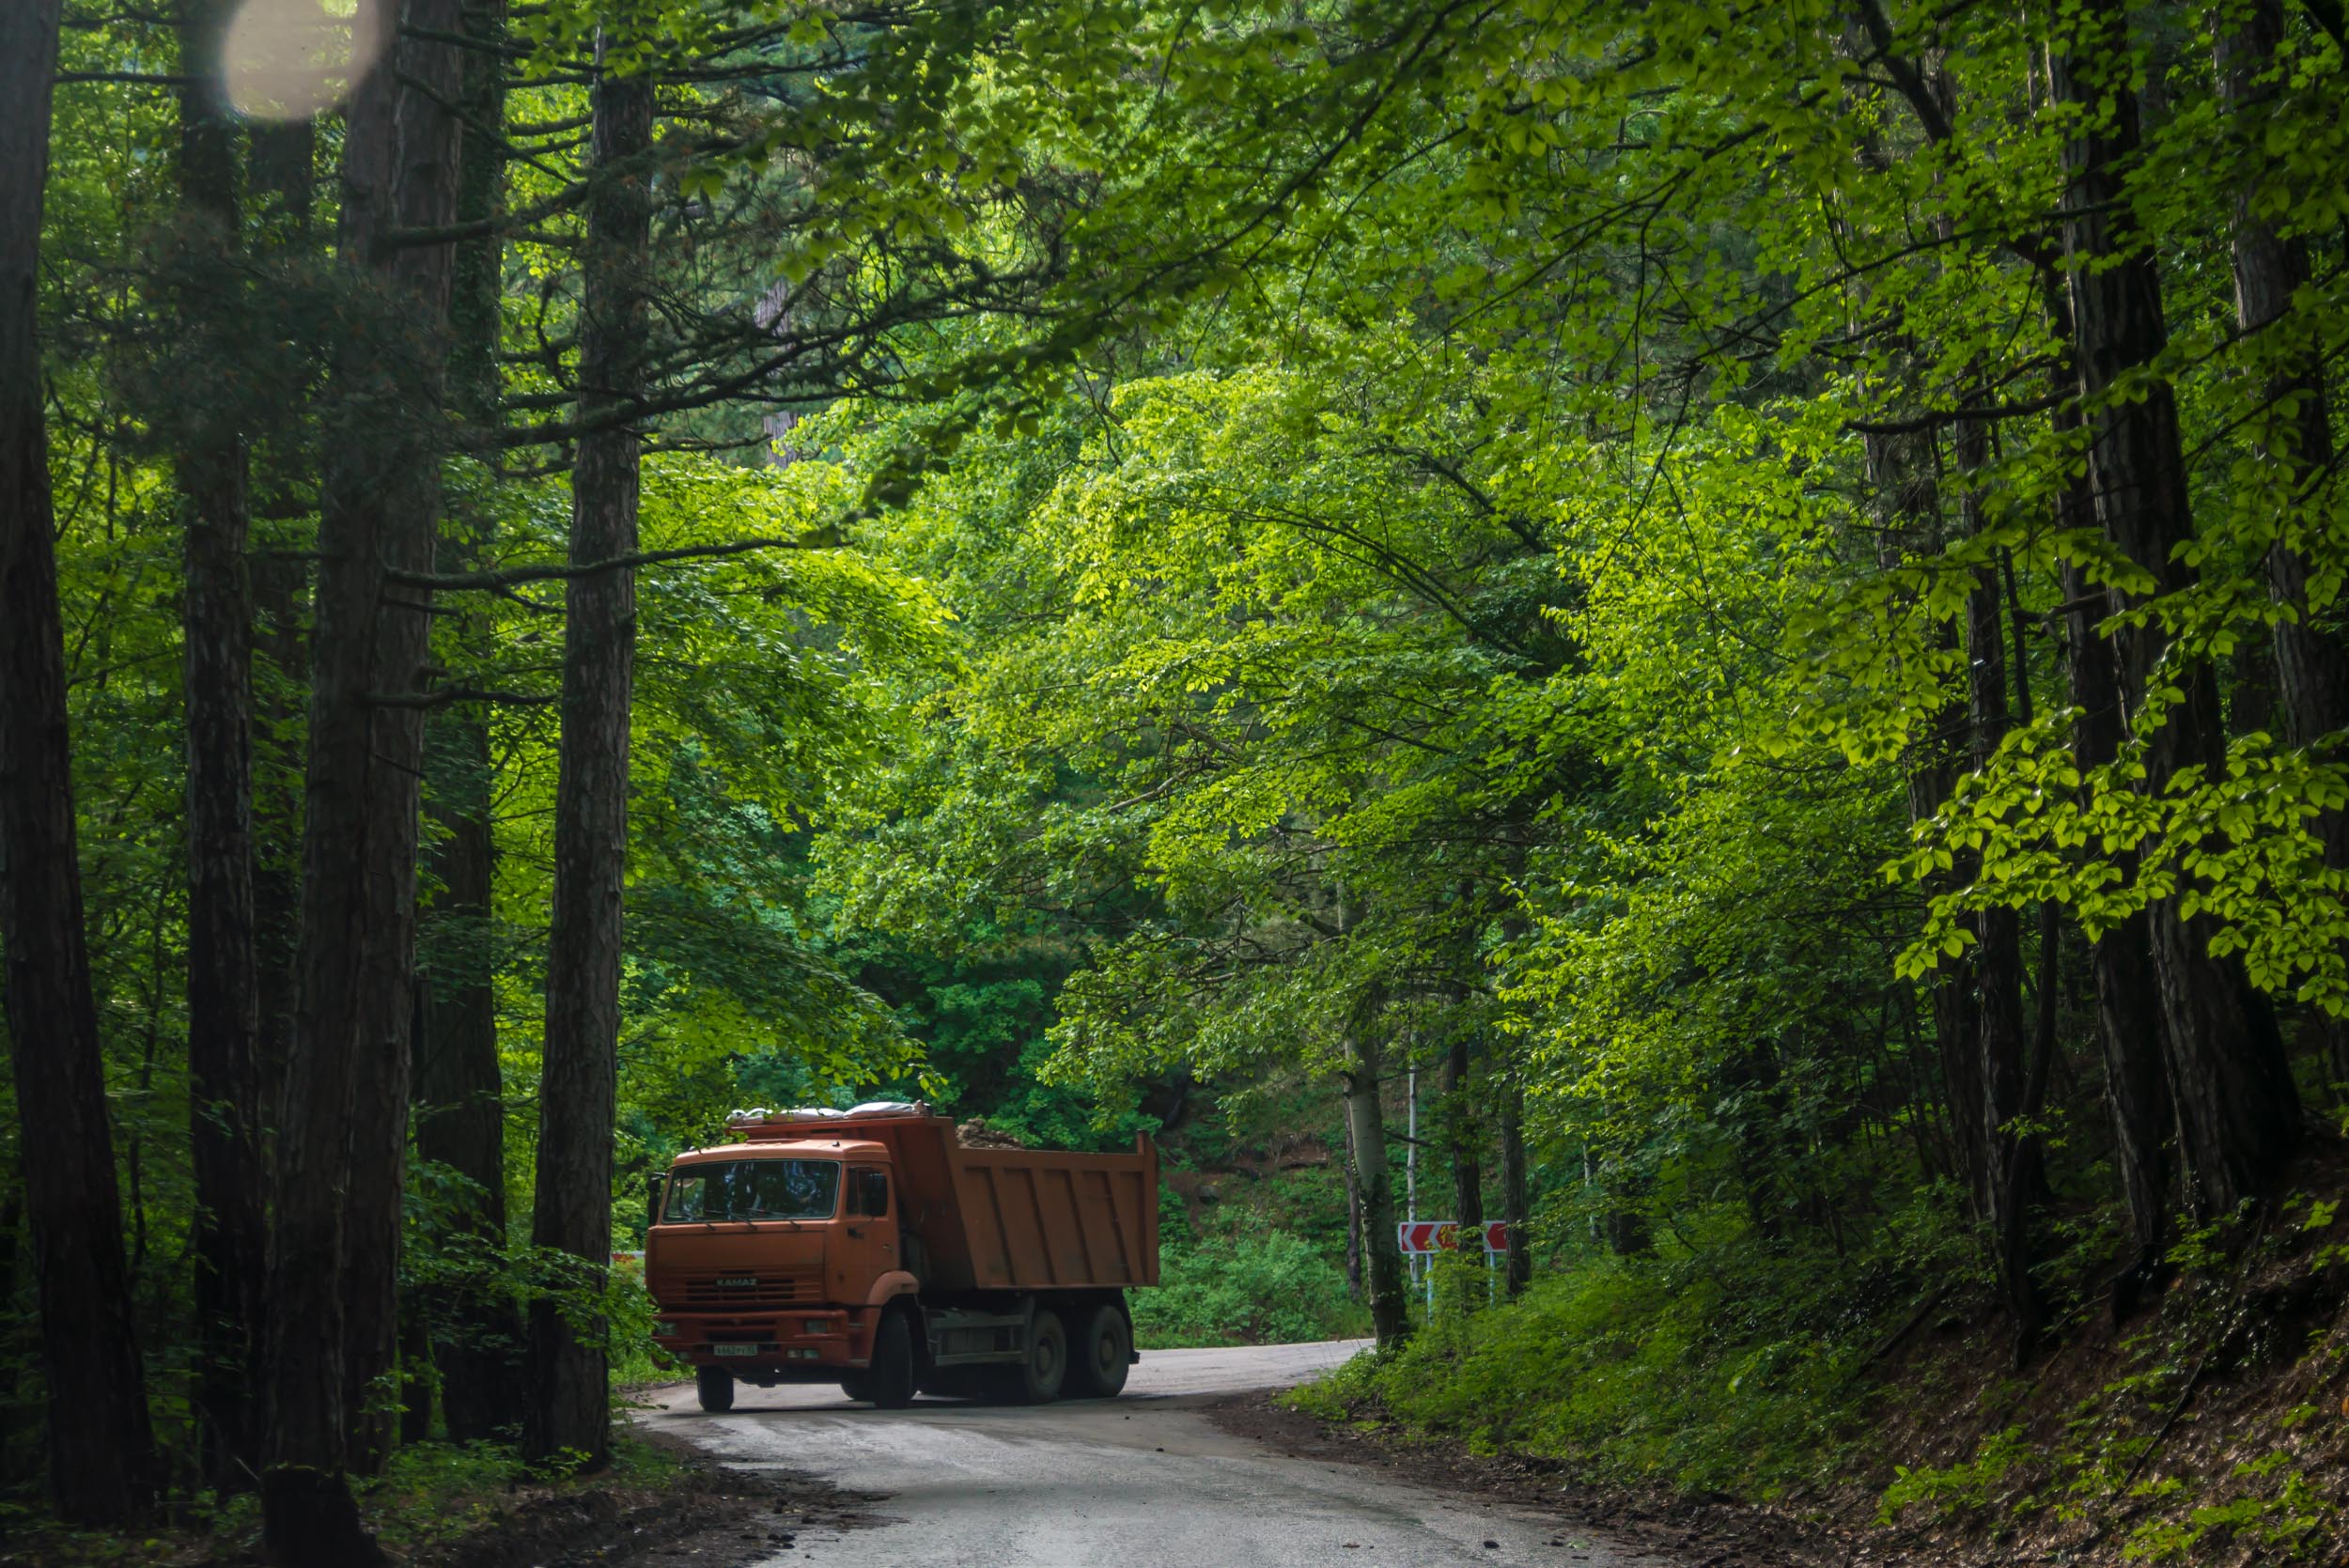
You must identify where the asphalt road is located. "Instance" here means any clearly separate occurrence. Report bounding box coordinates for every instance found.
[638,1341,1675,1568]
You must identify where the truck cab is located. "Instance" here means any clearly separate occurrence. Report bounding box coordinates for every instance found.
[646,1135,917,1407]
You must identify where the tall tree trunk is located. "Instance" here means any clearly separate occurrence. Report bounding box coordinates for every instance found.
[2048,0,2301,1216]
[2038,254,2176,1312]
[1443,1034,1484,1237]
[2065,551,2177,1312]
[248,118,313,1128]
[522,39,653,1471]
[415,0,521,1448]
[1496,1067,1532,1296]
[250,556,306,1126]
[1954,412,2043,1358]
[0,0,162,1525]
[1862,421,1987,1212]
[175,0,268,1494]
[1341,994,1410,1348]
[262,14,397,1544]
[262,0,463,1549]
[338,0,467,1477]
[2217,0,2349,1092]
[1340,1108,1363,1300]
[417,715,521,1439]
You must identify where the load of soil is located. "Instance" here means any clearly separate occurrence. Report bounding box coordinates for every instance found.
[956,1119,1027,1149]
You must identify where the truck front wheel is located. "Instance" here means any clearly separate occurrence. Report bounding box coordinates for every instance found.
[868,1308,918,1409]
[1073,1303,1131,1398]
[694,1365,735,1414]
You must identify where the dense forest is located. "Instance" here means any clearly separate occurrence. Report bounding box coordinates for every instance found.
[5,0,2349,1560]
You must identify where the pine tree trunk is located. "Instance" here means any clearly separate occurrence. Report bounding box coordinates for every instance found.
[264,18,397,1544]
[2217,0,2349,1091]
[175,0,268,1493]
[248,122,312,1129]
[522,40,654,1471]
[415,0,521,1448]
[250,548,307,1126]
[263,0,463,1546]
[339,0,466,1476]
[1342,1005,1410,1348]
[418,708,520,1439]
[1497,1069,1532,1296]
[0,0,161,1524]
[2047,0,2301,1215]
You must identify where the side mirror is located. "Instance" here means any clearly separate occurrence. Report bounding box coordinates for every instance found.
[645,1172,666,1223]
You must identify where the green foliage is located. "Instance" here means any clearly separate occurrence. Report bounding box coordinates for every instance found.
[1879,1426,2031,1525]
[2121,1467,2335,1563]
[1289,1235,1882,1499]
[1133,1231,1366,1350]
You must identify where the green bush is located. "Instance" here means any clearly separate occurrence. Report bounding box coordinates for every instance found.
[1287,1239,1877,1499]
[1133,1231,1369,1348]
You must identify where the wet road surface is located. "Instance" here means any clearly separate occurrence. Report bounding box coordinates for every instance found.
[638,1341,1678,1568]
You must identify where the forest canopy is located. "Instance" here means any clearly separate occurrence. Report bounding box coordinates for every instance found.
[3,0,2347,1560]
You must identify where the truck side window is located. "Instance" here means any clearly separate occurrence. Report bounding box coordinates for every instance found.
[850,1167,890,1218]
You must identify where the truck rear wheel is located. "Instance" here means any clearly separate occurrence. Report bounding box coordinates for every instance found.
[1072,1303,1131,1398]
[1014,1308,1068,1404]
[868,1308,918,1409]
[695,1365,735,1413]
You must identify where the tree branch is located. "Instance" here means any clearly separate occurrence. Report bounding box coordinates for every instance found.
[385,526,857,592]
[368,686,558,709]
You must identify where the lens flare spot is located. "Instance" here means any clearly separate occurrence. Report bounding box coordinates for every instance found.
[220,0,385,121]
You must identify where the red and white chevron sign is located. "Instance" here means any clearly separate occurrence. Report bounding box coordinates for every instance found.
[1396,1220,1508,1254]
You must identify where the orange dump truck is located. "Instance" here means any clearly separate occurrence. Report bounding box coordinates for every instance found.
[646,1102,1159,1411]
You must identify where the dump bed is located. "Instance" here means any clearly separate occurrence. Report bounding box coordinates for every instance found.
[735,1110,1159,1295]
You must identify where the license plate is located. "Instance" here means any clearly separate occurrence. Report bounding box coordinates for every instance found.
[711,1343,760,1358]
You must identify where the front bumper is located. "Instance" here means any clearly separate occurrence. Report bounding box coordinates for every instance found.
[652,1306,870,1373]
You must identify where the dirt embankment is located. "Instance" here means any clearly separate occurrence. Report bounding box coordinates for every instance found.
[2,1431,879,1568]
[1207,1392,1817,1568]
[415,1432,882,1568]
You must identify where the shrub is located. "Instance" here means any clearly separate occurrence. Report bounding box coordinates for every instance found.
[1133,1231,1368,1348]
[1286,1238,1875,1499]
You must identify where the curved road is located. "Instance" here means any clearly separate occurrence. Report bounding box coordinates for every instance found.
[638,1342,1673,1568]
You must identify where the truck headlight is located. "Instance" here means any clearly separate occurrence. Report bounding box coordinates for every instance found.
[655,1320,678,1337]
[802,1319,828,1335]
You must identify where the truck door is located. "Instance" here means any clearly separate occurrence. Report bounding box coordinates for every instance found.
[833,1163,898,1304]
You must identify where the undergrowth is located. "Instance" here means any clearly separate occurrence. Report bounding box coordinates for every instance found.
[1134,1230,1370,1348]
[0,1430,682,1565]
[1868,1193,2349,1563]
[1283,1214,1931,1499]
[1288,1185,2349,1561]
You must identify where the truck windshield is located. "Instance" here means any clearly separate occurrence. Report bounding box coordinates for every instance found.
[663,1159,838,1222]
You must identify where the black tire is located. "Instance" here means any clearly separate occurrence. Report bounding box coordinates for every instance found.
[1015,1308,1068,1405]
[839,1372,874,1404]
[695,1365,735,1414]
[1072,1303,1131,1399]
[868,1307,918,1409]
